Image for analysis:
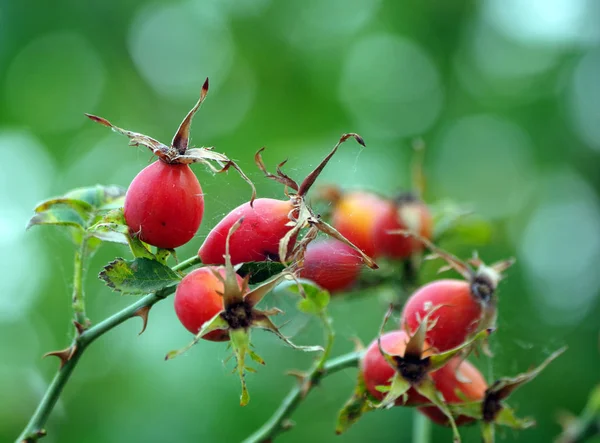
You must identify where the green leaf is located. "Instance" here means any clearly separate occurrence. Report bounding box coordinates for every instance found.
[229,328,253,406]
[336,370,376,434]
[27,185,126,241]
[64,184,126,209]
[236,261,286,284]
[431,201,492,246]
[88,208,129,244]
[88,208,155,258]
[290,282,330,315]
[27,206,86,232]
[99,257,181,295]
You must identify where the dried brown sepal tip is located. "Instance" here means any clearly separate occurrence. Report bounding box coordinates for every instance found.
[43,345,77,369]
[85,77,256,203]
[445,347,566,442]
[255,134,377,270]
[165,218,322,406]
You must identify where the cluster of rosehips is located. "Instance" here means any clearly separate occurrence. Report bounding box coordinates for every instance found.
[87,80,561,440]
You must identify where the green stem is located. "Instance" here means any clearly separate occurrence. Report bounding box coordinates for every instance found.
[316,313,335,371]
[412,410,431,443]
[16,255,202,443]
[71,237,89,327]
[243,351,363,443]
[557,385,600,443]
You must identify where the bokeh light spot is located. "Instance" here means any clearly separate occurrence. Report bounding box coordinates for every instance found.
[276,0,381,50]
[431,115,535,218]
[339,33,443,139]
[519,169,600,325]
[128,2,234,100]
[482,0,600,46]
[4,32,105,133]
[567,49,600,151]
[0,130,55,320]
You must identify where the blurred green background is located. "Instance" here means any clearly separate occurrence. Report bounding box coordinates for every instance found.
[1,0,600,442]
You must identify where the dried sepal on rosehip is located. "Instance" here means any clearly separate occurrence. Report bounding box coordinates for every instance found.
[398,232,514,354]
[86,78,256,249]
[336,306,491,441]
[167,218,322,406]
[199,134,377,269]
[446,347,566,443]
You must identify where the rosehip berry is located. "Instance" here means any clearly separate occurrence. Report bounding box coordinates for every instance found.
[299,239,363,292]
[174,266,245,341]
[361,330,429,405]
[198,198,294,265]
[124,161,203,249]
[87,78,255,250]
[373,193,433,260]
[401,242,514,351]
[198,134,377,269]
[418,358,487,426]
[331,191,391,257]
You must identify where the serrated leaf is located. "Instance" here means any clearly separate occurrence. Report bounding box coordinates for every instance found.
[99,257,181,295]
[236,261,287,284]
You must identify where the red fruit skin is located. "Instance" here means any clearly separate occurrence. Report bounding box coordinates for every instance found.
[361,331,429,406]
[174,267,245,341]
[401,280,482,352]
[373,201,433,259]
[419,358,487,426]
[124,160,204,249]
[198,198,295,265]
[299,239,363,293]
[331,192,391,258]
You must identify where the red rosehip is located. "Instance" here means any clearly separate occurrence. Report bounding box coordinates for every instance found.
[400,244,514,351]
[402,279,484,352]
[124,160,203,249]
[174,266,245,341]
[198,134,377,269]
[419,358,487,426]
[87,78,255,250]
[361,330,430,405]
[299,239,363,292]
[331,191,391,258]
[198,198,294,265]
[373,193,433,260]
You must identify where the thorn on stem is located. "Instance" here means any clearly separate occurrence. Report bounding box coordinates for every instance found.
[73,321,86,336]
[133,306,151,335]
[43,346,77,368]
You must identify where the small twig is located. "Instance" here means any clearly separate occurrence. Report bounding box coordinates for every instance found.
[556,385,600,443]
[412,410,432,443]
[71,236,90,328]
[243,349,363,443]
[16,255,202,443]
